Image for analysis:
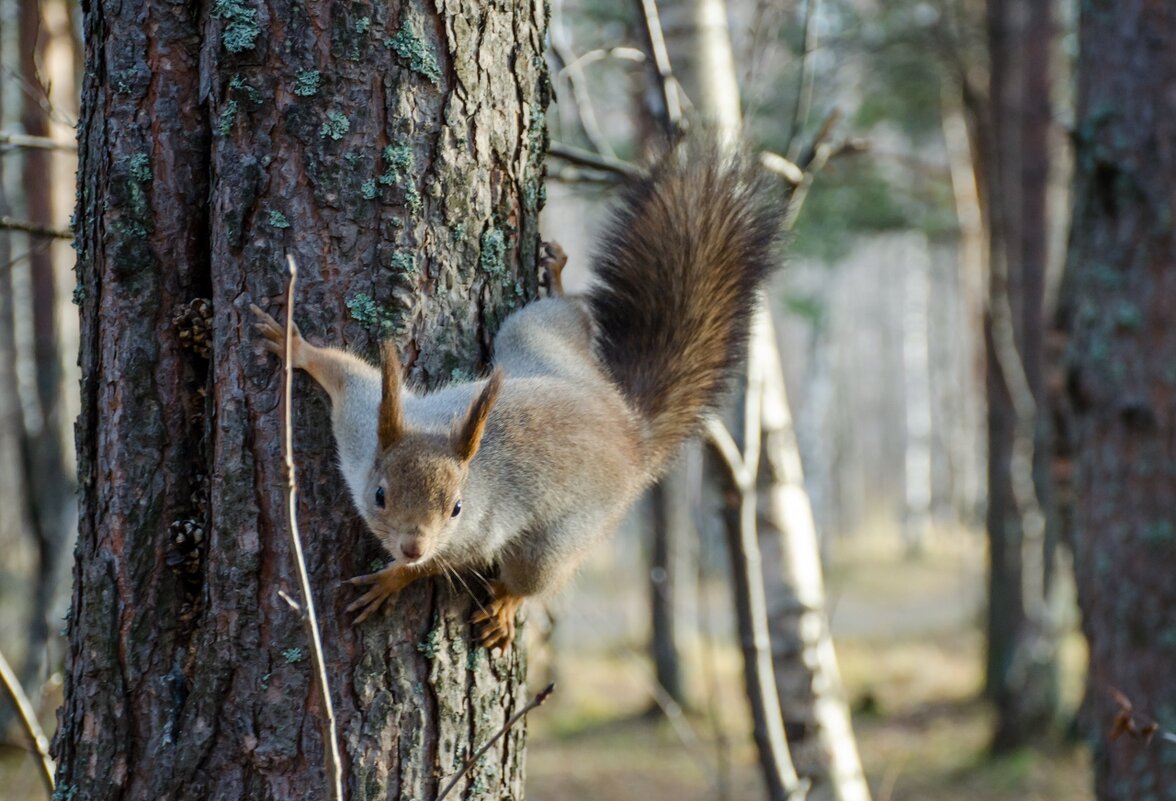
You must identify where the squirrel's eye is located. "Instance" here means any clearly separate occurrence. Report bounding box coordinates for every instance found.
[451,499,462,518]
[375,487,386,509]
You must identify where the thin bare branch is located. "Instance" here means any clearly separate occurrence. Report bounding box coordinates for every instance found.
[437,682,556,801]
[760,152,805,186]
[0,64,77,128]
[0,216,71,239]
[279,256,344,801]
[704,416,750,489]
[549,13,616,158]
[559,46,646,74]
[0,648,54,796]
[0,132,73,151]
[546,165,626,185]
[716,309,805,801]
[783,0,822,160]
[548,141,644,180]
[636,0,683,127]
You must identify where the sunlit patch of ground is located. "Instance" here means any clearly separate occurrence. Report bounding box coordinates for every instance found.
[528,531,1094,801]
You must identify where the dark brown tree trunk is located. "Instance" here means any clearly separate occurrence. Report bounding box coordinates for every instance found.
[648,477,685,706]
[1058,2,1176,797]
[982,0,1059,752]
[53,2,548,798]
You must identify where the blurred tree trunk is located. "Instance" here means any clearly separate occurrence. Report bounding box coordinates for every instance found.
[901,244,933,555]
[17,0,72,697]
[634,12,691,709]
[1058,2,1176,797]
[52,2,547,798]
[648,477,686,706]
[758,336,870,801]
[664,1,869,798]
[980,0,1059,752]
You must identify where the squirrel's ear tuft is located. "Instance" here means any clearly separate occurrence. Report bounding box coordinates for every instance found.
[378,342,405,451]
[453,369,503,462]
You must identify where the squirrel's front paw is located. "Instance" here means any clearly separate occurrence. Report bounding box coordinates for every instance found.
[471,581,525,651]
[345,564,407,624]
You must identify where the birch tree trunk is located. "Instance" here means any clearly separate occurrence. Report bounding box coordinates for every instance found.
[1059,2,1176,797]
[53,2,548,798]
[664,1,869,798]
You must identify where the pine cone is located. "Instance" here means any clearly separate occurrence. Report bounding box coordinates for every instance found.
[167,518,205,569]
[173,297,213,359]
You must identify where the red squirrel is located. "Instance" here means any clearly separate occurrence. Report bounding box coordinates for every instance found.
[251,138,781,649]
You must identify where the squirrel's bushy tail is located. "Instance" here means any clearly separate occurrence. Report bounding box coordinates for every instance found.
[588,138,783,477]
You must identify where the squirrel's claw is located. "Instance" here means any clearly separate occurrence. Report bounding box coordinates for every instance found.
[471,582,525,651]
[251,303,300,347]
[539,241,568,297]
[344,565,404,624]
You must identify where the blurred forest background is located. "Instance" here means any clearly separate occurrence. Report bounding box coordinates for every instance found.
[1,0,1172,800]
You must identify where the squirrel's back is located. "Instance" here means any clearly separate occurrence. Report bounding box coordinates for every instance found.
[588,138,782,476]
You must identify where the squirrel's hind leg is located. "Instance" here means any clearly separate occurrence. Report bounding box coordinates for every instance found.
[539,241,568,297]
[471,580,526,651]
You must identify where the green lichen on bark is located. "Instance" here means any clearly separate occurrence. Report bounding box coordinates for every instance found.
[320,110,351,140]
[128,152,152,183]
[379,144,413,185]
[293,69,321,96]
[479,226,506,277]
[346,292,402,335]
[385,23,442,85]
[389,250,417,275]
[267,210,290,228]
[212,0,260,53]
[228,74,262,104]
[360,179,379,199]
[215,99,239,136]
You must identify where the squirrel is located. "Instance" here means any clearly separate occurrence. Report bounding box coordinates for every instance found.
[251,138,781,650]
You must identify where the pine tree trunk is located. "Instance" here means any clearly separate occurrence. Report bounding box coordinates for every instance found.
[53,2,548,798]
[982,0,1058,750]
[1059,2,1176,797]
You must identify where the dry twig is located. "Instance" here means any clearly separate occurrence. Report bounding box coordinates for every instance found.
[0,216,71,240]
[547,141,643,180]
[0,647,54,796]
[278,256,344,801]
[436,682,556,801]
[0,132,73,151]
[636,0,683,127]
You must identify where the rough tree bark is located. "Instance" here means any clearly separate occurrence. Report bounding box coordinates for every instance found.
[53,2,548,799]
[1058,2,1176,798]
[981,0,1059,751]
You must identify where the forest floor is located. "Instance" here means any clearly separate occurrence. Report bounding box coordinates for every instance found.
[527,529,1094,801]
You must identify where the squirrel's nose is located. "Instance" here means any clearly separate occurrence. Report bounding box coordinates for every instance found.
[400,541,422,561]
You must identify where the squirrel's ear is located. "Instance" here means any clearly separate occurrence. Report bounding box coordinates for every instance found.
[453,369,503,462]
[378,342,405,451]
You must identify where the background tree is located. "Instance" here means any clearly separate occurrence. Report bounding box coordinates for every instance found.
[52,1,548,798]
[1058,0,1176,797]
[978,0,1060,752]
